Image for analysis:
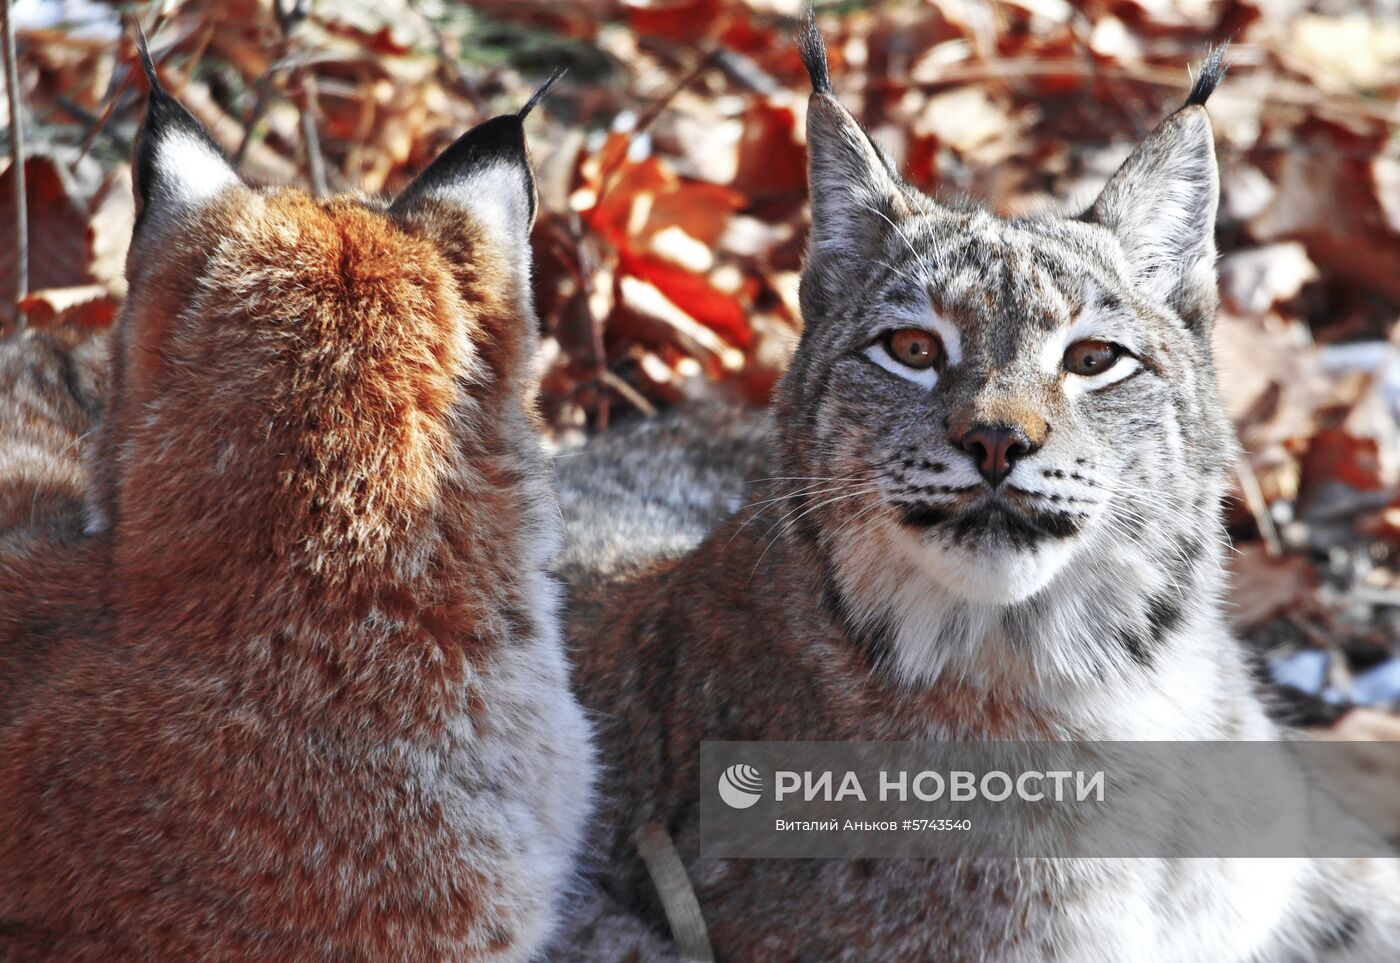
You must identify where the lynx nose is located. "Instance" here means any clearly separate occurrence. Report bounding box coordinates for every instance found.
[953,423,1036,487]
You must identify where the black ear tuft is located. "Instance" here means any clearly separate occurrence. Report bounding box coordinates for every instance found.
[798,4,832,96]
[518,67,566,121]
[1184,44,1229,108]
[131,24,240,214]
[133,22,160,92]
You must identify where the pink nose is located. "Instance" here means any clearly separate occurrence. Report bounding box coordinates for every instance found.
[952,424,1036,486]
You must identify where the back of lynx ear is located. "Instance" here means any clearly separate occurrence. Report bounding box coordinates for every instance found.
[1184,43,1229,108]
[391,69,564,240]
[131,23,241,216]
[1087,45,1227,332]
[798,4,832,95]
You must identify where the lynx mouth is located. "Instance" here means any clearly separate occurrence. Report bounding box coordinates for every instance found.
[898,498,1082,547]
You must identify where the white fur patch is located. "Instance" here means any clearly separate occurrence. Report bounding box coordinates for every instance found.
[898,526,1076,605]
[1065,355,1140,396]
[154,131,240,206]
[422,161,535,283]
[924,302,963,366]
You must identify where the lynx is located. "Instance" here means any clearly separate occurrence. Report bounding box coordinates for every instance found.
[0,40,592,961]
[556,19,1400,962]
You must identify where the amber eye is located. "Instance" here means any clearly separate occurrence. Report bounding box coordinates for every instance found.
[884,329,943,371]
[1063,339,1122,376]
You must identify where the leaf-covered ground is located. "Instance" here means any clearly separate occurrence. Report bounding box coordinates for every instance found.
[4,0,1400,731]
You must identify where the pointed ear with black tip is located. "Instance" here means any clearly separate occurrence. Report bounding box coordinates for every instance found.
[799,10,917,280]
[131,27,242,221]
[1087,46,1229,332]
[390,69,563,279]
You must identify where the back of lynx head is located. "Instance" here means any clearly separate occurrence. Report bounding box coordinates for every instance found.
[89,41,557,608]
[779,19,1234,686]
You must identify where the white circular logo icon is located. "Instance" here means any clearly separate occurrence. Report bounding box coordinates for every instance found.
[718,763,764,809]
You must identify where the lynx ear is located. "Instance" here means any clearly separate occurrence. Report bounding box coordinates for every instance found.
[799,12,914,269]
[1088,48,1228,331]
[132,29,242,218]
[391,70,562,270]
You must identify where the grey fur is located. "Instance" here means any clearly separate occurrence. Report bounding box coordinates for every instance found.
[553,403,771,584]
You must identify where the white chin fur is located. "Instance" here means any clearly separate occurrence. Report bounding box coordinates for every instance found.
[894,527,1077,604]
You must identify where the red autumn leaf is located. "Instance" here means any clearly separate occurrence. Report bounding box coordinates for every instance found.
[625,0,726,43]
[733,99,806,200]
[619,248,751,348]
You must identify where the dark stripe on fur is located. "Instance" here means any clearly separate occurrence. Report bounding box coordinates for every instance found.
[1145,592,1184,641]
[1316,912,1363,952]
[943,503,1083,548]
[1117,627,1154,668]
[820,571,895,673]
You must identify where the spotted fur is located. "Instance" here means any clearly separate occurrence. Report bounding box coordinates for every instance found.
[0,46,592,961]
[557,19,1400,962]
[0,328,106,537]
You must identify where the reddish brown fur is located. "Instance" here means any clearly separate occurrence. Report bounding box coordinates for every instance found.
[0,180,579,960]
[569,512,1066,958]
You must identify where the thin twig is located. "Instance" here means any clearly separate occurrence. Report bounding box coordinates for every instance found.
[296,70,328,197]
[600,369,657,418]
[576,47,717,429]
[236,0,326,192]
[2,0,27,338]
[232,78,276,169]
[410,0,489,117]
[633,822,714,963]
[1234,454,1282,556]
[591,48,717,215]
[274,0,328,197]
[57,96,134,154]
[74,35,138,162]
[576,223,610,430]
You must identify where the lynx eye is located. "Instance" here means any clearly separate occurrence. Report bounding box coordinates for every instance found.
[1063,340,1122,377]
[884,329,943,371]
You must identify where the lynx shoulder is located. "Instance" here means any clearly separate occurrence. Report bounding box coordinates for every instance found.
[558,21,1400,963]
[0,39,591,961]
